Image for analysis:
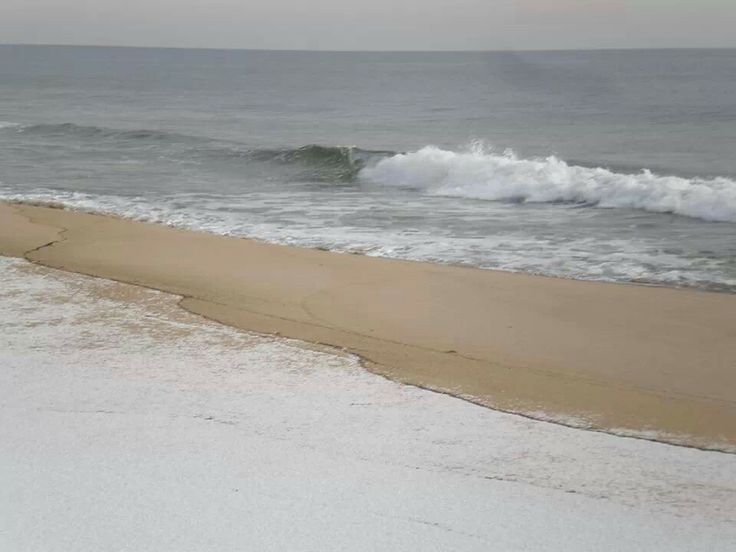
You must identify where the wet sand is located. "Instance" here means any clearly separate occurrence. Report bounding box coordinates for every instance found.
[2,201,735,450]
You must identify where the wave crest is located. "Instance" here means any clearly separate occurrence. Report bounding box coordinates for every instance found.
[359,145,736,222]
[255,144,395,181]
[12,122,182,141]
[4,122,395,182]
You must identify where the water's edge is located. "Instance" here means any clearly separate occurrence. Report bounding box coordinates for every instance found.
[5,201,734,454]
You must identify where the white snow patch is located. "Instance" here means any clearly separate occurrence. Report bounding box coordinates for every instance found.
[1,256,734,551]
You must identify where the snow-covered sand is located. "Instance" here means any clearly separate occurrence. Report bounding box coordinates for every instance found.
[1,256,734,551]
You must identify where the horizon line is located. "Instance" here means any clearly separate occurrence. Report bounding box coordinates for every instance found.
[2,42,735,54]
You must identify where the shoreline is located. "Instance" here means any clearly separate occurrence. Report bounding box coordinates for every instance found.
[2,200,735,451]
[6,199,735,296]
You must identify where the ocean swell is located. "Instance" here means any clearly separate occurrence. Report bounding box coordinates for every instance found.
[11,122,186,142]
[5,121,736,222]
[2,122,393,182]
[359,145,736,223]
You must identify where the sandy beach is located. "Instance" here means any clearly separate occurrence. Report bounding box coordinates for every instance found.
[1,201,735,451]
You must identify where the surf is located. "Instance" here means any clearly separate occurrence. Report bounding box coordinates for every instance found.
[359,144,736,223]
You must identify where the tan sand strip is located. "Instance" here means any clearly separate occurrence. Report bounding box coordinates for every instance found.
[2,201,735,451]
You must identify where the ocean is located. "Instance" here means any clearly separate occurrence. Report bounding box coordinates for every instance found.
[1,45,735,290]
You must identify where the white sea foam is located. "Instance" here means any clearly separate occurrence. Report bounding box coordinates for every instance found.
[359,145,736,223]
[2,186,735,292]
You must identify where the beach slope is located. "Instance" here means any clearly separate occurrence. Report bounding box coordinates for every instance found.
[1,202,735,450]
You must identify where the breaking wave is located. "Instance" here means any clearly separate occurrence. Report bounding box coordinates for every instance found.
[3,122,393,182]
[5,123,736,221]
[359,145,736,222]
[252,144,394,181]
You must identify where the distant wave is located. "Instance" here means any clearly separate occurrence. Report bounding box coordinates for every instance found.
[359,145,736,223]
[4,122,394,182]
[10,122,204,142]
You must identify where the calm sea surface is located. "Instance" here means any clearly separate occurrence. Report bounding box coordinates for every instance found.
[1,45,735,290]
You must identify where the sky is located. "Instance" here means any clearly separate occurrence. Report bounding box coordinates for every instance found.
[1,0,735,51]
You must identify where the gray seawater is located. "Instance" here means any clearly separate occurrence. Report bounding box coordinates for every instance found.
[1,45,735,290]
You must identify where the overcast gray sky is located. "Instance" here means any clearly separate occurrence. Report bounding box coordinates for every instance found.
[1,0,735,51]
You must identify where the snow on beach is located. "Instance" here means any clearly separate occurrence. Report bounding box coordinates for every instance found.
[1,256,734,551]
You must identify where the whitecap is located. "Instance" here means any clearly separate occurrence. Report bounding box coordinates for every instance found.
[359,144,736,223]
